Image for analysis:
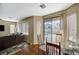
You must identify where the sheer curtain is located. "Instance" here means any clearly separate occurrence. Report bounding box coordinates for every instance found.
[67,13,77,47]
[16,23,29,35]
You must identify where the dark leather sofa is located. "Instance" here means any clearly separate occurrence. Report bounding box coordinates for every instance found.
[0,34,25,51]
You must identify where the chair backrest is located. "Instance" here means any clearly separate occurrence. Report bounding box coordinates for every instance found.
[46,41,61,55]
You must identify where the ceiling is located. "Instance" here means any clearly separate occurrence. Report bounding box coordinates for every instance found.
[0,3,73,22]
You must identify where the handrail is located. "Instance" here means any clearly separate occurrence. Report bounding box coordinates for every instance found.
[46,42,60,49]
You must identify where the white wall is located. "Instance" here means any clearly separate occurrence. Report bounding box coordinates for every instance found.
[0,20,16,37]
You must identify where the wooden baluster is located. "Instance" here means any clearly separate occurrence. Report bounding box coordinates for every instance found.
[46,38,47,55]
[46,42,61,55]
[52,47,53,54]
[54,47,55,54]
[59,42,61,55]
[53,47,54,55]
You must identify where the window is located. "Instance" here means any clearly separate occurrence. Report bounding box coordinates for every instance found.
[52,18,61,34]
[22,23,29,35]
[10,24,15,34]
[67,13,77,42]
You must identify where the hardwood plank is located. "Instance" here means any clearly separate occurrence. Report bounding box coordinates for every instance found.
[15,45,46,55]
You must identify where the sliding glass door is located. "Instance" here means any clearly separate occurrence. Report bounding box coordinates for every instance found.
[44,17,63,44]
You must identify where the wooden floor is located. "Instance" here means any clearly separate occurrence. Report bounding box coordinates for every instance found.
[15,45,46,55]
